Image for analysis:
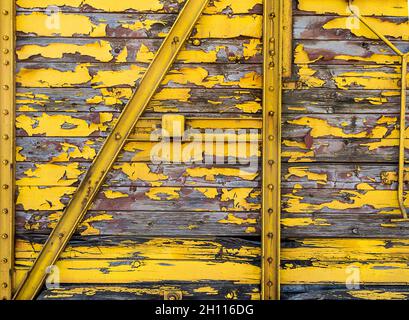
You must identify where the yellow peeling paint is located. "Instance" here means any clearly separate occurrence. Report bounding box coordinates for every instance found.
[281,218,331,227]
[86,88,133,105]
[348,290,408,300]
[243,39,262,60]
[284,167,327,184]
[333,70,403,90]
[17,12,107,37]
[103,190,129,199]
[80,213,113,235]
[17,186,75,210]
[115,47,128,63]
[205,0,261,14]
[218,213,257,225]
[17,41,114,62]
[194,15,262,39]
[194,188,218,199]
[17,163,83,186]
[354,96,388,105]
[16,147,27,161]
[288,116,393,139]
[294,45,325,88]
[285,187,404,214]
[92,65,145,87]
[135,44,155,63]
[113,163,168,186]
[52,141,96,162]
[16,113,113,137]
[186,167,258,181]
[194,286,218,294]
[282,140,315,163]
[234,101,262,113]
[298,0,409,16]
[154,88,191,102]
[177,47,221,63]
[17,0,166,12]
[324,17,409,40]
[221,188,260,211]
[163,67,261,89]
[334,54,400,65]
[17,64,92,87]
[122,20,165,32]
[145,187,181,201]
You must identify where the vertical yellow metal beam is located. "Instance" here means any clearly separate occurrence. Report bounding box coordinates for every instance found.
[0,0,15,300]
[262,0,282,300]
[14,0,209,300]
[282,0,292,78]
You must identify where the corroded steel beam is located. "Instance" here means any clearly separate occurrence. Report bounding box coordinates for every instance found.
[262,0,283,300]
[0,0,15,300]
[14,0,209,300]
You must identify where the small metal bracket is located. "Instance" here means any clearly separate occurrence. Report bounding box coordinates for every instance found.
[0,0,15,300]
[164,290,183,300]
[162,114,185,138]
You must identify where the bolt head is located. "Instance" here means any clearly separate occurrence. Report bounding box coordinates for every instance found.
[2,134,9,140]
[2,10,8,15]
[2,184,8,190]
[2,49,8,54]
[1,283,7,289]
[1,234,8,239]
[2,85,9,90]
[2,209,8,214]
[2,35,9,41]
[1,258,7,264]
[3,109,9,115]
[3,60,9,66]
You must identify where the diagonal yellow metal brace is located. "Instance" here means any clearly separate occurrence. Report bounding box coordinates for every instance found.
[14,0,209,300]
[0,0,16,300]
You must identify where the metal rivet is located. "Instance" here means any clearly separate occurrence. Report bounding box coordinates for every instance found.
[2,10,8,15]
[352,228,359,235]
[267,232,273,238]
[269,13,275,18]
[2,49,8,54]
[173,36,179,44]
[268,111,274,116]
[267,257,273,264]
[267,281,273,287]
[2,35,9,41]
[115,133,121,140]
[2,85,9,90]
[3,60,9,66]
[268,208,273,214]
[1,234,8,239]
[2,184,8,190]
[3,109,9,115]
[192,39,201,46]
[269,86,274,91]
[2,160,8,165]
[2,209,8,214]
[1,258,7,264]
[268,160,274,165]
[58,233,64,238]
[2,134,9,140]
[1,283,7,289]
[268,135,274,141]
[268,184,274,190]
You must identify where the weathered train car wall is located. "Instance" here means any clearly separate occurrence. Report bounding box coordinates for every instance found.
[13,0,263,299]
[281,0,409,299]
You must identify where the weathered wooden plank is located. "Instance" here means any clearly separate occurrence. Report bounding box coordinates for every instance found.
[17,210,260,236]
[16,13,262,39]
[294,15,409,41]
[292,64,409,90]
[38,282,260,300]
[16,162,260,188]
[15,113,262,138]
[16,236,261,261]
[282,213,409,238]
[16,38,262,64]
[16,87,262,114]
[283,114,406,140]
[15,186,261,212]
[281,238,409,284]
[282,137,409,163]
[16,0,263,15]
[16,137,261,163]
[295,40,409,66]
[16,63,262,89]
[282,285,409,300]
[294,0,409,17]
[283,89,404,114]
[282,187,407,215]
